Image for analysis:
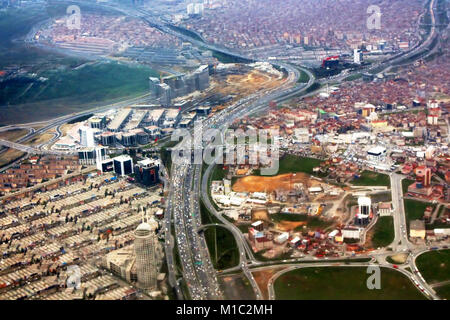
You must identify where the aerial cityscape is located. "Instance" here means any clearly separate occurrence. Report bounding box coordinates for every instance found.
[0,0,449,307]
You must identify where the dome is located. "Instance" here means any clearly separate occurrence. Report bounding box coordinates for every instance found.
[136,222,152,232]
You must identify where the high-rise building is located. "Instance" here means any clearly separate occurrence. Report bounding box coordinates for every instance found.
[194,65,210,91]
[134,214,159,290]
[415,166,431,187]
[354,49,363,64]
[187,3,195,15]
[79,126,95,147]
[356,196,371,225]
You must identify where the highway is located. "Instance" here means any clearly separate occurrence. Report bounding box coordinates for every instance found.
[1,0,444,301]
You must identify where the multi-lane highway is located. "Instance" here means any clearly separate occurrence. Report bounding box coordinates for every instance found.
[1,0,444,301]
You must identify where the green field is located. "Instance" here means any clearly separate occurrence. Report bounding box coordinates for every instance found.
[0,60,158,125]
[204,226,239,270]
[371,216,395,248]
[435,284,450,300]
[274,267,425,300]
[351,170,391,187]
[272,154,323,176]
[344,73,362,81]
[297,70,310,84]
[416,249,450,284]
[0,4,159,125]
[271,213,333,231]
[402,179,415,194]
[404,199,435,226]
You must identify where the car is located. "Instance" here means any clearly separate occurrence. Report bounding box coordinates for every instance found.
[393,265,399,269]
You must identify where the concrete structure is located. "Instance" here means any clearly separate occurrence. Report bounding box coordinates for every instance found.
[367,146,386,160]
[104,247,137,283]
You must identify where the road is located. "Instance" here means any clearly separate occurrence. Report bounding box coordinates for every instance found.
[2,0,444,301]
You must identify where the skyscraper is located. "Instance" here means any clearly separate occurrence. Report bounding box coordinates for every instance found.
[134,213,159,290]
[79,126,95,147]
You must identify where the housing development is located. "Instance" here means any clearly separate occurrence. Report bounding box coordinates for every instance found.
[0,0,449,306]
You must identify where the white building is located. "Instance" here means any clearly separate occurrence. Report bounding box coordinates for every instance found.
[79,126,95,147]
[354,49,363,64]
[342,227,361,240]
[367,146,386,161]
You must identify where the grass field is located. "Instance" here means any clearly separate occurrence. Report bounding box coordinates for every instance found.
[271,213,333,231]
[404,199,435,226]
[402,179,415,194]
[351,170,391,187]
[416,249,450,284]
[371,216,395,248]
[0,5,159,125]
[0,61,158,125]
[204,226,239,270]
[259,154,323,176]
[297,70,310,83]
[435,284,450,300]
[274,267,425,300]
[344,73,362,81]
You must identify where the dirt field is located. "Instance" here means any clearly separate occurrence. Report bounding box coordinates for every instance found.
[251,208,270,222]
[233,172,320,193]
[218,70,283,98]
[59,123,76,136]
[23,132,55,147]
[389,253,409,264]
[0,148,26,167]
[0,129,29,142]
[275,221,307,232]
[252,267,287,300]
[219,274,257,300]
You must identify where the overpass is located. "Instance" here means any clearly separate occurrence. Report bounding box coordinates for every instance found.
[0,139,71,156]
